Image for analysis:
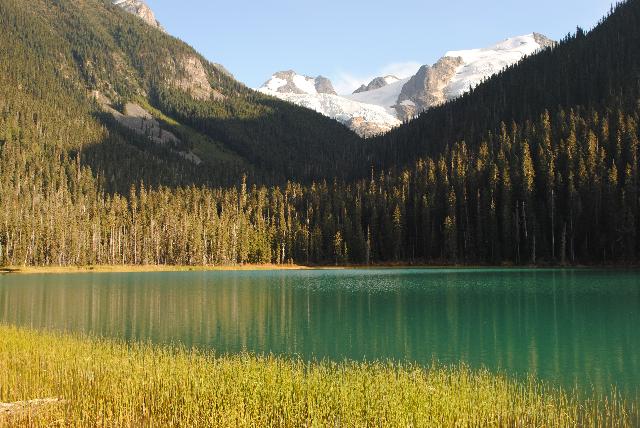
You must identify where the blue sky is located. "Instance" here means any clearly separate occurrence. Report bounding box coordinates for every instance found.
[146,0,614,93]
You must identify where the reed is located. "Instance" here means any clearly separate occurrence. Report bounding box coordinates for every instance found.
[0,325,636,427]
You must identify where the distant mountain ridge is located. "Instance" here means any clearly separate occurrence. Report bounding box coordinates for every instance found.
[258,71,401,137]
[353,76,401,94]
[259,33,555,135]
[262,70,337,95]
[111,0,555,139]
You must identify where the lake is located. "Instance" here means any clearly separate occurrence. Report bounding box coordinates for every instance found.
[1,268,639,395]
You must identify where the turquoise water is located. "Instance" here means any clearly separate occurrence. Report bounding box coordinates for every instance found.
[1,268,639,394]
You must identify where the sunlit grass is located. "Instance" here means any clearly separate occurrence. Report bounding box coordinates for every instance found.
[0,325,636,427]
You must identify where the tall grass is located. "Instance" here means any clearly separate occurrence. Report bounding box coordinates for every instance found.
[0,325,636,427]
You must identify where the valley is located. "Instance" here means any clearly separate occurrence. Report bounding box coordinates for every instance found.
[0,0,639,425]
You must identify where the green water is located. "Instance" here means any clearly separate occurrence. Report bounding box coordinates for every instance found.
[1,269,639,394]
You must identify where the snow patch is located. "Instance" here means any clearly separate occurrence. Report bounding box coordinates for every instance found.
[346,78,409,116]
[292,74,318,95]
[265,76,287,92]
[384,75,400,85]
[444,33,545,99]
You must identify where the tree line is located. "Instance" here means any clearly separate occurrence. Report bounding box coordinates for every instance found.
[2,102,638,265]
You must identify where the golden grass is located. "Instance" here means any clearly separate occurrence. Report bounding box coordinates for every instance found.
[0,264,317,275]
[0,325,637,427]
[0,264,562,275]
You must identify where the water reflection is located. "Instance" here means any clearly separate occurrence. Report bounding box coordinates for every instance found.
[0,269,639,394]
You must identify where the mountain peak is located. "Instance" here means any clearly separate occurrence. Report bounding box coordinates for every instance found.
[442,33,554,101]
[353,75,401,94]
[258,71,399,137]
[112,0,164,31]
[261,71,337,95]
[532,32,556,49]
[315,76,337,96]
[259,32,555,134]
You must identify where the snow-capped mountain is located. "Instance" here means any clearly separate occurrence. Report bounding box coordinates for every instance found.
[259,33,555,135]
[395,33,555,119]
[445,33,555,99]
[112,0,164,31]
[353,76,401,94]
[262,70,337,95]
[258,71,401,137]
[346,77,411,117]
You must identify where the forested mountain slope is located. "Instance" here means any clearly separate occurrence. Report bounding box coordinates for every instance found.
[0,0,360,192]
[367,1,640,170]
[351,0,640,264]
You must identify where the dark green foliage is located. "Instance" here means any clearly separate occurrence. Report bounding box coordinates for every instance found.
[0,0,360,190]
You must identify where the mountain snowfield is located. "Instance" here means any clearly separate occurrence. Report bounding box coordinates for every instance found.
[444,33,555,99]
[346,77,410,117]
[259,33,555,136]
[258,71,401,137]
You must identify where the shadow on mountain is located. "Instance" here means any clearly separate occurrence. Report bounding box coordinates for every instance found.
[80,97,363,194]
[77,111,243,194]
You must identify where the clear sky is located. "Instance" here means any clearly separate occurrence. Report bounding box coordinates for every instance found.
[146,0,614,94]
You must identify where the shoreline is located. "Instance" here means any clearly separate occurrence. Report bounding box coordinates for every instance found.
[1,263,639,275]
[0,264,321,275]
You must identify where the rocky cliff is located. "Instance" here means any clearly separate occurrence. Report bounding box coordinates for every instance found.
[112,0,163,30]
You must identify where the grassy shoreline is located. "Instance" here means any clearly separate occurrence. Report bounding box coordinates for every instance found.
[0,325,637,427]
[0,264,319,275]
[2,263,639,275]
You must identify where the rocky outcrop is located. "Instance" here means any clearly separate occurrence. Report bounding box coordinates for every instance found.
[92,92,202,164]
[395,57,463,120]
[165,56,223,101]
[213,63,235,79]
[315,76,337,95]
[112,0,163,31]
[113,1,233,97]
[533,33,556,49]
[353,84,367,94]
[353,76,399,94]
[347,117,395,138]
